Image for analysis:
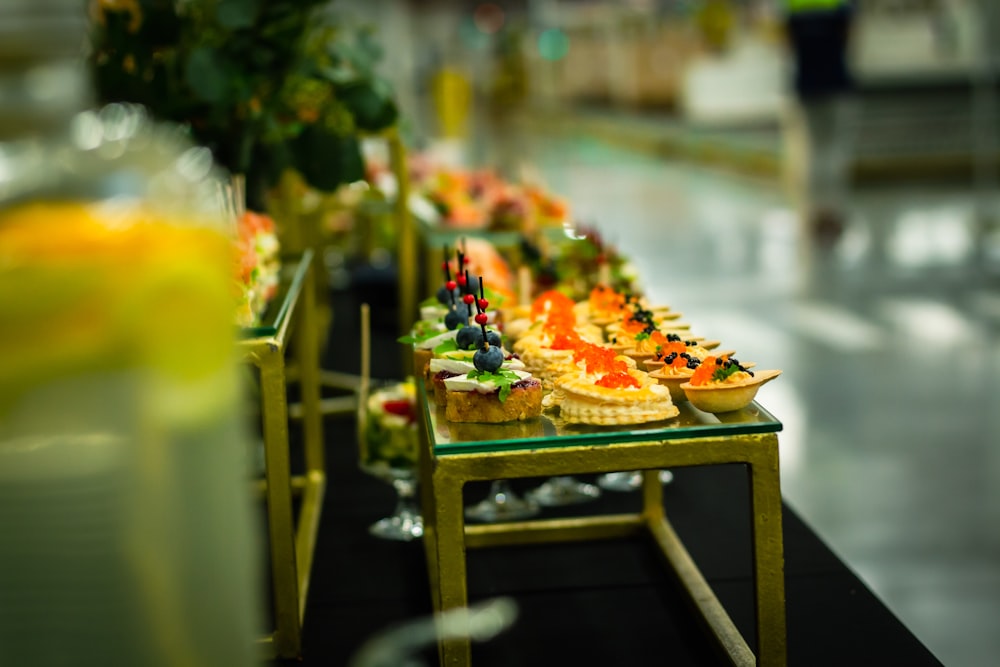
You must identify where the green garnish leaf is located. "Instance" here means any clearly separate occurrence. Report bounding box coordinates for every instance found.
[711,363,742,382]
[634,331,650,341]
[434,338,460,355]
[467,369,520,403]
[397,321,445,345]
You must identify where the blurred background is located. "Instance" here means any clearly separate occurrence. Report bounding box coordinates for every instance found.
[330,1,1000,665]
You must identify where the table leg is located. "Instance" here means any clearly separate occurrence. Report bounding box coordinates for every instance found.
[432,470,471,667]
[748,434,787,667]
[296,254,324,475]
[418,411,441,613]
[259,349,301,658]
[641,468,664,521]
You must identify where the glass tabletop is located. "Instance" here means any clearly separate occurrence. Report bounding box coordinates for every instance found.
[238,249,313,339]
[420,382,782,456]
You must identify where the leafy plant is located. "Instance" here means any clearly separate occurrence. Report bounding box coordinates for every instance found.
[90,0,398,207]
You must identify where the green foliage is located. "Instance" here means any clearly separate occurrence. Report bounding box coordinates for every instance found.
[89,0,398,202]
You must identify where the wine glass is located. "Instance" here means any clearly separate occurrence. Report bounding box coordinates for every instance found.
[465,480,540,522]
[526,476,601,506]
[359,380,424,541]
[597,469,674,492]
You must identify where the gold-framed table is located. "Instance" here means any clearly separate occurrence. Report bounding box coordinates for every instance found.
[418,388,785,667]
[239,250,324,659]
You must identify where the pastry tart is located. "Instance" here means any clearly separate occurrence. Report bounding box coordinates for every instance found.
[546,368,678,425]
[680,357,780,413]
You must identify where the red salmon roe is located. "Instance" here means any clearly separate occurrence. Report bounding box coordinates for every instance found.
[689,355,728,386]
[531,290,575,320]
[550,333,581,350]
[574,343,628,375]
[596,371,640,389]
[589,285,625,314]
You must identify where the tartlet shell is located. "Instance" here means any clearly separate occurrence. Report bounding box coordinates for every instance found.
[680,369,781,413]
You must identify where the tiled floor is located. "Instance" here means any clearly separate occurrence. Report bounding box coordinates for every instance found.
[480,133,1000,666]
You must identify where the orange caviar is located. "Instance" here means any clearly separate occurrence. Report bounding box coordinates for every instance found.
[531,290,575,320]
[541,309,577,337]
[573,342,628,375]
[595,371,640,389]
[549,332,581,350]
[589,285,625,315]
[620,317,647,335]
[689,355,728,386]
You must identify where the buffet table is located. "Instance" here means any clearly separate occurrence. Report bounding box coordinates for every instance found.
[418,388,785,667]
[239,251,324,659]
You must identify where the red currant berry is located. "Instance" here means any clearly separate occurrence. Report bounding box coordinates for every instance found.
[477,298,489,310]
[463,294,475,305]
[446,280,457,291]
[475,313,488,325]
[441,261,449,271]
[457,274,467,285]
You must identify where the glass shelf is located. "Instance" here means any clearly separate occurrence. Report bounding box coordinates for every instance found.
[238,250,313,340]
[420,382,782,456]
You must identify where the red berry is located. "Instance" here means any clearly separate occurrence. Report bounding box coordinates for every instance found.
[441,261,449,271]
[446,280,457,291]
[382,399,415,422]
[457,274,467,285]
[477,298,489,310]
[475,313,488,325]
[463,294,475,305]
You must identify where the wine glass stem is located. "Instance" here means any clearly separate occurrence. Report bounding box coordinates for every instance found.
[391,477,420,518]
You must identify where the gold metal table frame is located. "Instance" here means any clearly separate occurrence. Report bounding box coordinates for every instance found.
[239,251,324,659]
[418,392,786,667]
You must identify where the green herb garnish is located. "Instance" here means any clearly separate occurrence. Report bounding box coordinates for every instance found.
[433,338,461,355]
[634,331,650,342]
[467,368,520,403]
[711,363,744,383]
[420,296,444,308]
[397,321,446,345]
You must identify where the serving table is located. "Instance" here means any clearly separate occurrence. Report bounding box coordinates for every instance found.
[418,389,785,667]
[239,251,324,659]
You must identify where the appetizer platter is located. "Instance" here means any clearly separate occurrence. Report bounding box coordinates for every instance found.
[404,239,782,441]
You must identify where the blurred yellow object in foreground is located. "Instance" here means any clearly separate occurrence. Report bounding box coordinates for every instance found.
[0,201,237,403]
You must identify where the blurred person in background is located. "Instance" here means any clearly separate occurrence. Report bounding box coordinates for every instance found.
[781,0,856,245]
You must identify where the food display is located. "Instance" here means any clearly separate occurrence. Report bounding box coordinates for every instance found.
[680,356,781,414]
[234,210,280,327]
[361,380,419,474]
[407,163,570,233]
[441,281,543,423]
[405,234,781,429]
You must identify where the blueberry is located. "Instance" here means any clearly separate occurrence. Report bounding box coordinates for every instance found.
[473,344,505,373]
[444,308,466,330]
[456,324,484,350]
[486,330,502,348]
[687,360,700,369]
[715,357,724,365]
[436,285,460,305]
[463,275,481,295]
[667,333,681,342]
[664,352,677,363]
